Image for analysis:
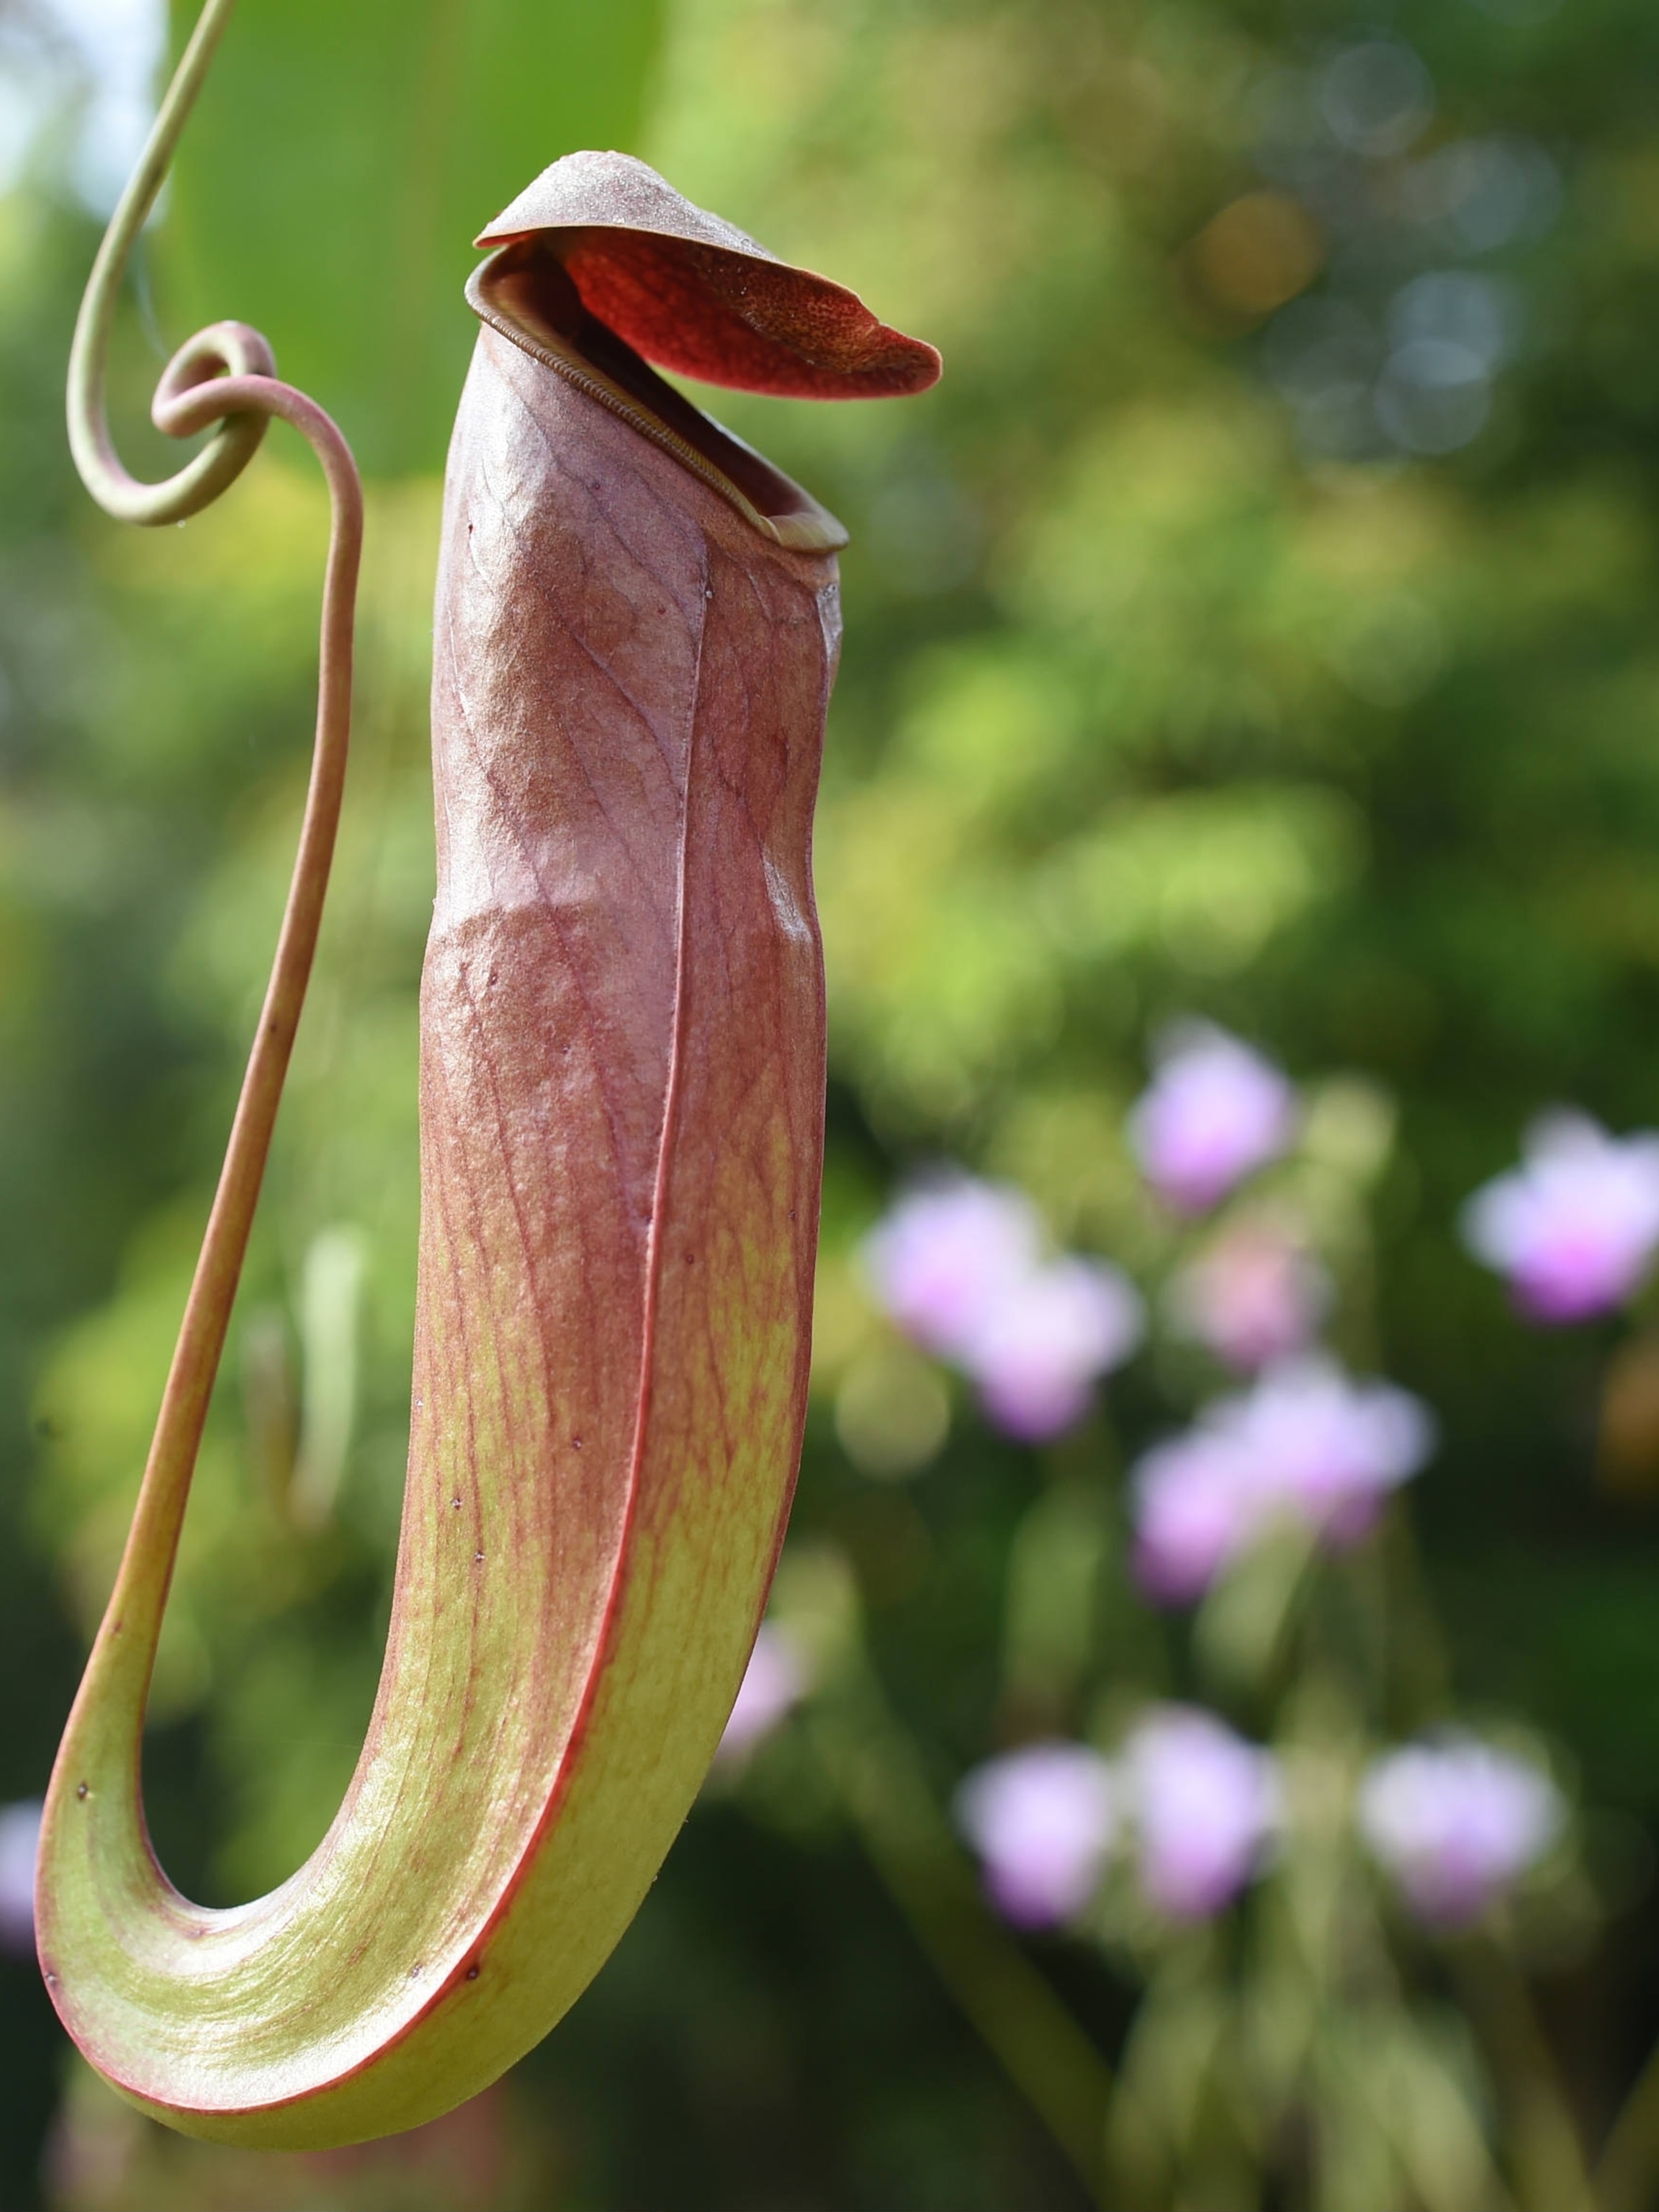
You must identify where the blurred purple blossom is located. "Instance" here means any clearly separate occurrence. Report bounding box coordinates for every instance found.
[1169,1215,1331,1371]
[862,1176,1043,1359]
[1130,1429,1260,1604]
[955,1743,1117,1929]
[863,1174,1143,1442]
[1128,1023,1298,1215]
[716,1626,808,1764]
[1358,1737,1563,1926]
[0,1799,40,1957]
[962,1257,1145,1442]
[1461,1112,1659,1324]
[1130,1357,1434,1604]
[1222,1357,1434,1542]
[1124,1707,1280,1919]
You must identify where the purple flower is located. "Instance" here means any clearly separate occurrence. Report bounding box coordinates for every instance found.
[1168,1216,1331,1372]
[1124,1707,1280,1920]
[1218,1356,1434,1543]
[1130,1429,1261,1603]
[955,1743,1117,1929]
[1129,1024,1297,1215]
[716,1626,808,1763]
[961,1257,1145,1442]
[0,1799,40,1957]
[1461,1112,1659,1324]
[864,1174,1143,1443]
[1130,1357,1434,1604]
[1359,1737,1563,1927]
[862,1176,1043,1360]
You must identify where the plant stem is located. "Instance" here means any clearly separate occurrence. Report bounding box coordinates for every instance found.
[55,0,363,1782]
[1454,1934,1600,2212]
[67,0,265,525]
[1593,2036,1659,2212]
[808,1675,1116,2206]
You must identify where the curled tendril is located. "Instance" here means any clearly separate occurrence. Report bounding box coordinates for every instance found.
[65,0,362,1604]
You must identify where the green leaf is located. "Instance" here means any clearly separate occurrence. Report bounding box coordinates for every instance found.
[161,0,664,475]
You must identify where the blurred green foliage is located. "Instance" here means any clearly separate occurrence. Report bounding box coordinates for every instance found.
[163,0,664,472]
[9,0,1659,2203]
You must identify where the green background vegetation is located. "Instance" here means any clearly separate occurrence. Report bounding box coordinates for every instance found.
[7,0,1659,2201]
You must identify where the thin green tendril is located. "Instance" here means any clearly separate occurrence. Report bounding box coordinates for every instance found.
[63,0,364,1668]
[68,0,266,523]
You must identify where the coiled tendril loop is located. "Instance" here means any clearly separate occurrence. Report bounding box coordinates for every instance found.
[62,0,362,1614]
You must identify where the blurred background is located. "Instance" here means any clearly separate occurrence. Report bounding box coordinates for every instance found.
[4,0,1659,2203]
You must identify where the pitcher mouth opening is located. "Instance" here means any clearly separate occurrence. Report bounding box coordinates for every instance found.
[467,243,848,555]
